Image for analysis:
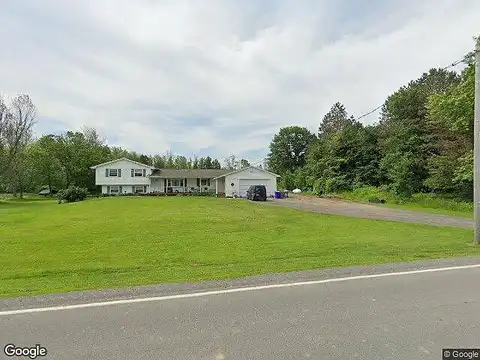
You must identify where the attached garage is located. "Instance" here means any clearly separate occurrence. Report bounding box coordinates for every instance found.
[214,166,280,198]
[238,179,271,197]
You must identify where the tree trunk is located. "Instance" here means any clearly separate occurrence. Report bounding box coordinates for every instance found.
[47,174,52,197]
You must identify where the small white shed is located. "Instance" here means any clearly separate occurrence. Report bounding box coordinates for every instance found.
[213,166,280,197]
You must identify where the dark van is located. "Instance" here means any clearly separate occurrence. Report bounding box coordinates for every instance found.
[246,185,267,201]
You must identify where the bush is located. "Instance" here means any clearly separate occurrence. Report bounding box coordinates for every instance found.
[324,176,352,194]
[57,186,88,203]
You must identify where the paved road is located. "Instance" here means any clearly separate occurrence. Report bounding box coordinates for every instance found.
[267,196,474,229]
[2,258,480,360]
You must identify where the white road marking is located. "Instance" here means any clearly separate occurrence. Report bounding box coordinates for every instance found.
[1,263,479,316]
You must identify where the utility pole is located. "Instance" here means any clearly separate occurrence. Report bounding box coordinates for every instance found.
[474,38,480,245]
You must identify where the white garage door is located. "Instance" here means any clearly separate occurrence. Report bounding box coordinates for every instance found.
[239,179,271,196]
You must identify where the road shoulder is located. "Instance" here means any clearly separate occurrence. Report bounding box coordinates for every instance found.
[1,256,480,312]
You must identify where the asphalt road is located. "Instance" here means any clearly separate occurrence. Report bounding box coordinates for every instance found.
[2,258,480,360]
[268,196,474,229]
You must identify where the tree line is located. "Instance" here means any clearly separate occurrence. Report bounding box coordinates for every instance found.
[3,40,475,199]
[0,98,251,196]
[267,42,477,201]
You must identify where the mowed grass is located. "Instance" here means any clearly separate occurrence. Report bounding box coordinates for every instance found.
[1,196,478,298]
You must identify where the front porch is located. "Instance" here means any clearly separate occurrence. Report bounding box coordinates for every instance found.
[149,177,225,195]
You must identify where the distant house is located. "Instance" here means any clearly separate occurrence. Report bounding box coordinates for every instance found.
[90,158,280,197]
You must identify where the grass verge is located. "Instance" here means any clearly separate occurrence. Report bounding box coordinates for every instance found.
[1,196,478,298]
[324,187,473,218]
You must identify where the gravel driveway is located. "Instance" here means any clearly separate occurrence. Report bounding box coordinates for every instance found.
[266,196,473,229]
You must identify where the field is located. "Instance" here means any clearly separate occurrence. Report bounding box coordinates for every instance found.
[1,196,478,298]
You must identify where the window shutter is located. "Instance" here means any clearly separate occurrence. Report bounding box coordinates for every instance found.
[131,169,134,177]
[105,169,109,177]
[118,169,122,177]
[143,169,146,177]
[107,186,110,193]
[197,178,200,187]
[144,185,147,193]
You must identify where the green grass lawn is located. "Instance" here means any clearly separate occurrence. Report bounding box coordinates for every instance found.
[1,196,478,298]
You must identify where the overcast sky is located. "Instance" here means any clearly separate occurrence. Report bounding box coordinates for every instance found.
[1,0,479,163]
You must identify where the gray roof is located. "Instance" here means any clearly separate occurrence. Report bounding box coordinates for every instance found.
[212,165,280,179]
[150,168,230,178]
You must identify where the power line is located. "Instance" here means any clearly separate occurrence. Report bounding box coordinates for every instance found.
[354,52,470,122]
[356,105,383,121]
[241,52,472,168]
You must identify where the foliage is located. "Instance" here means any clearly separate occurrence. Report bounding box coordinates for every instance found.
[267,126,316,175]
[0,97,225,195]
[336,186,401,203]
[240,159,250,169]
[267,38,477,204]
[0,94,37,178]
[428,64,474,136]
[304,109,382,195]
[336,186,473,215]
[377,68,460,198]
[318,102,353,138]
[57,186,88,203]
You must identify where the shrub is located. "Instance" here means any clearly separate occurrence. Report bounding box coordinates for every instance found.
[324,176,352,194]
[57,186,88,203]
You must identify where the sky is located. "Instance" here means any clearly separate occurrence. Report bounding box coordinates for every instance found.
[1,0,479,164]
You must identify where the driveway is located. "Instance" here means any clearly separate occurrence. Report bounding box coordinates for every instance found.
[1,257,480,360]
[267,196,473,229]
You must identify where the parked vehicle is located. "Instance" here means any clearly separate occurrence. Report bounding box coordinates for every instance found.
[246,185,267,201]
[38,187,58,196]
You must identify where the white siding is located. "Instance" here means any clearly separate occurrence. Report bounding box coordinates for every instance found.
[224,168,277,197]
[216,178,225,194]
[94,159,152,186]
[186,178,197,191]
[150,179,164,192]
[102,185,150,194]
[163,178,216,193]
[101,185,133,194]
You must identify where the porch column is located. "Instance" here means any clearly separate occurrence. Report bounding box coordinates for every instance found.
[215,179,218,195]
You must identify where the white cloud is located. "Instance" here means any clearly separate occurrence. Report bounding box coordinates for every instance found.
[0,0,479,160]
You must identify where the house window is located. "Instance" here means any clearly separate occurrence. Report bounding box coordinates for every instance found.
[131,169,146,177]
[200,179,211,186]
[106,168,121,177]
[109,185,120,194]
[133,185,147,193]
[167,179,184,187]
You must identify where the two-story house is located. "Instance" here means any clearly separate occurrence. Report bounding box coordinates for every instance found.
[90,158,280,197]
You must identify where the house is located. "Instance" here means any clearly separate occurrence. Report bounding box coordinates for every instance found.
[90,158,280,197]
